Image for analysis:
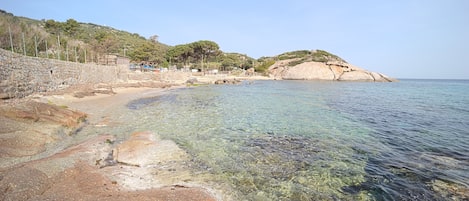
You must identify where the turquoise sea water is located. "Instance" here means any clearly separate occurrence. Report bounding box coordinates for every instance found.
[126,79,469,200]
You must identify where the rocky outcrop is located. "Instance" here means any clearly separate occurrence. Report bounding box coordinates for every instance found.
[214,79,241,85]
[268,58,396,82]
[0,101,86,159]
[0,133,217,201]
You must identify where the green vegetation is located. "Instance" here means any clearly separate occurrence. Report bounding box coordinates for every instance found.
[272,49,347,67]
[0,9,167,64]
[311,50,345,63]
[0,10,257,72]
[277,50,311,60]
[218,53,254,71]
[0,9,348,74]
[166,40,222,70]
[255,59,275,74]
[287,59,306,66]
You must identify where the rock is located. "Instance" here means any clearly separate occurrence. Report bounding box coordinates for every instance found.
[338,71,374,81]
[93,88,115,95]
[0,92,11,99]
[282,62,335,80]
[369,72,390,82]
[113,131,188,167]
[214,79,241,85]
[186,77,198,84]
[0,134,218,201]
[246,67,255,76]
[0,101,87,158]
[329,65,345,79]
[73,91,95,98]
[0,166,51,201]
[268,57,396,82]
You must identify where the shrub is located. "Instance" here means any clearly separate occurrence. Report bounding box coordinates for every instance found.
[277,50,311,60]
[255,60,275,73]
[287,59,306,66]
[311,50,345,63]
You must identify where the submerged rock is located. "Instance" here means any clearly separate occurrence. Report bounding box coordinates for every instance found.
[113,131,188,167]
[214,79,241,85]
[222,134,368,200]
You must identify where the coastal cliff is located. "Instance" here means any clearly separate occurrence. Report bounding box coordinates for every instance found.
[266,50,396,82]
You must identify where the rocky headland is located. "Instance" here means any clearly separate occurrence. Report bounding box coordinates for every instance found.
[267,50,396,82]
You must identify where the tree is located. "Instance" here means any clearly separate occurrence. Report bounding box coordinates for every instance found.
[189,40,219,71]
[219,53,240,71]
[218,53,254,71]
[93,31,118,56]
[63,19,80,36]
[166,44,193,66]
[149,35,158,43]
[44,19,62,34]
[190,40,219,61]
[129,41,167,64]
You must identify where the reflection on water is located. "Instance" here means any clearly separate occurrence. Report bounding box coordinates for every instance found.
[124,80,469,200]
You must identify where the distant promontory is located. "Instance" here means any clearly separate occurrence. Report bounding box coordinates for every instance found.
[259,50,396,82]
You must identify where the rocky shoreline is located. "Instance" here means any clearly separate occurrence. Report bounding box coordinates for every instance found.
[0,84,222,201]
[0,70,396,200]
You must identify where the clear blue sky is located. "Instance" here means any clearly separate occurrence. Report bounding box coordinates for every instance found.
[2,0,469,79]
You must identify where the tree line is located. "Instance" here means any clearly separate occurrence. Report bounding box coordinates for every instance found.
[0,10,274,73]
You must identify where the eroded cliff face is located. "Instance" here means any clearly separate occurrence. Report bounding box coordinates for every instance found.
[268,59,396,82]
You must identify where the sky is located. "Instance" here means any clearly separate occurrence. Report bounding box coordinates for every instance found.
[2,0,469,79]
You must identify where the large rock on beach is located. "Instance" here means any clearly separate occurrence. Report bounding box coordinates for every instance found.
[0,101,86,159]
[0,133,217,201]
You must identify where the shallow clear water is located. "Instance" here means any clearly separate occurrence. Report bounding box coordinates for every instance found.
[123,80,468,200]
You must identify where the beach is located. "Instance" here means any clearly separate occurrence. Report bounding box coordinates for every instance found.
[0,85,222,201]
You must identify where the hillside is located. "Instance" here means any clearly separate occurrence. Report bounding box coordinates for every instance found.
[0,9,168,64]
[0,10,255,70]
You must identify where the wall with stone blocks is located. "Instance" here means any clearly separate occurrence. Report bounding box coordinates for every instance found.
[0,49,129,99]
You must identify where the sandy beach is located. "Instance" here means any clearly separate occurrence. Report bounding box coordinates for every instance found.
[44,87,171,122]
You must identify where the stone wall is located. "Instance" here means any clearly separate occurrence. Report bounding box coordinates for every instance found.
[0,49,129,99]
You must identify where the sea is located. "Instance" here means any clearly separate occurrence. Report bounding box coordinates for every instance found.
[122,79,469,200]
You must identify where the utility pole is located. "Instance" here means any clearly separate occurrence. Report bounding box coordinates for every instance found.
[57,35,60,60]
[34,35,38,57]
[74,46,78,62]
[84,49,87,63]
[22,32,26,55]
[66,45,69,61]
[45,40,48,58]
[8,26,13,53]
